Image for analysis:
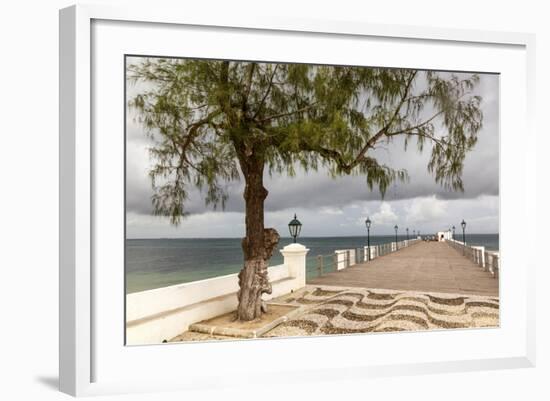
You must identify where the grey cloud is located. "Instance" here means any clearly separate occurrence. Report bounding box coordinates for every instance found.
[125,70,499,234]
[126,195,499,238]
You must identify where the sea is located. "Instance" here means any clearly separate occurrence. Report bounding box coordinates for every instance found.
[126,234,499,294]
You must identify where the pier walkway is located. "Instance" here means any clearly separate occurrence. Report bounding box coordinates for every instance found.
[307,241,498,297]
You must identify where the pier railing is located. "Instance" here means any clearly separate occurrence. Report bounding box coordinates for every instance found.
[314,238,421,277]
[447,239,499,278]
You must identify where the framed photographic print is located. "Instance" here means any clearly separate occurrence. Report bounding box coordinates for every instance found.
[59,4,536,396]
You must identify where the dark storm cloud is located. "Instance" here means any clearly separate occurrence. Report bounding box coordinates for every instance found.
[125,70,499,222]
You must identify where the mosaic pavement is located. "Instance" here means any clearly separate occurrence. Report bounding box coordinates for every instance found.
[263,286,499,337]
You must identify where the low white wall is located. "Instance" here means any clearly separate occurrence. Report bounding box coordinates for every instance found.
[335,249,355,270]
[363,245,379,261]
[337,239,420,267]
[485,251,500,277]
[471,246,486,267]
[447,239,500,278]
[126,244,309,345]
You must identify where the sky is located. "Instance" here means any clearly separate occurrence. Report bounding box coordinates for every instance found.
[125,62,499,239]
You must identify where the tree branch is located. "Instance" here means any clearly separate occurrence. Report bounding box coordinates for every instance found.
[344,71,418,170]
[242,63,257,110]
[252,64,279,120]
[258,103,318,124]
[388,129,448,148]
[385,110,444,137]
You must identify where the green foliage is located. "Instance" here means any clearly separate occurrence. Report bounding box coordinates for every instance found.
[128,58,483,224]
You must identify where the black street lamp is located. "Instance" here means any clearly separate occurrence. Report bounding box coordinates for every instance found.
[452,225,456,239]
[394,224,398,250]
[461,219,467,254]
[365,217,372,261]
[406,227,409,241]
[413,229,416,238]
[288,214,302,243]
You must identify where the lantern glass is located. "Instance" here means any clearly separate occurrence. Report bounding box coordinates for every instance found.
[461,220,466,229]
[365,218,371,229]
[288,214,302,239]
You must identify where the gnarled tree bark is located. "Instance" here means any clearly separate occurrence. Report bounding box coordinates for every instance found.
[236,150,280,321]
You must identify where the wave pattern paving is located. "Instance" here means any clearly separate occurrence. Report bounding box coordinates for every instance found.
[264,287,499,337]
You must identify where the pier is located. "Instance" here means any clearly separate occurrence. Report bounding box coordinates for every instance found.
[129,237,500,344]
[307,241,498,297]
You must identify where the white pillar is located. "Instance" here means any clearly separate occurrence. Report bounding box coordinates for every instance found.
[349,249,356,266]
[472,246,485,267]
[334,250,346,270]
[280,243,309,289]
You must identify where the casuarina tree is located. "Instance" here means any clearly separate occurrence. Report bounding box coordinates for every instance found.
[128,59,483,321]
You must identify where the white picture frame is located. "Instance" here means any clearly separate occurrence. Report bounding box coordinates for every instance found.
[59,4,536,397]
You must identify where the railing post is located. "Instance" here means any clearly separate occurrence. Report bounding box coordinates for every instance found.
[280,243,309,289]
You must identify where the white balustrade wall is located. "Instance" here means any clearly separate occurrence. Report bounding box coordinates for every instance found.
[330,239,421,271]
[447,239,500,278]
[126,243,309,345]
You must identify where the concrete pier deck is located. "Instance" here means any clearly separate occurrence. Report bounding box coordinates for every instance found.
[307,241,499,297]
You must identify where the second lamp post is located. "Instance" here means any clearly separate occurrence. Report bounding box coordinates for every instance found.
[394,224,398,250]
[365,217,371,261]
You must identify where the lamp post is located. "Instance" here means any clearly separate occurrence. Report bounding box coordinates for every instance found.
[406,227,409,241]
[394,224,398,250]
[461,219,467,254]
[365,217,371,261]
[452,225,456,240]
[413,229,416,238]
[288,214,302,243]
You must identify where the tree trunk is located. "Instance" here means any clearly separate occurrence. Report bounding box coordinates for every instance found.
[236,154,280,321]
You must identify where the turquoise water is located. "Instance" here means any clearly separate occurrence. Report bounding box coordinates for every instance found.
[126,234,499,294]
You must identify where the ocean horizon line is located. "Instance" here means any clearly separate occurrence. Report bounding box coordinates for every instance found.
[125,233,499,293]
